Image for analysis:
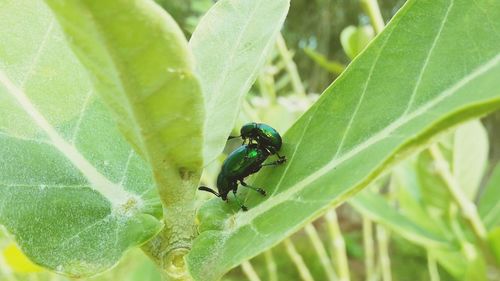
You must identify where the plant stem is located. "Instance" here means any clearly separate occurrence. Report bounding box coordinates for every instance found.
[258,62,277,104]
[241,260,262,281]
[361,0,385,34]
[276,33,307,98]
[448,204,478,260]
[243,100,263,123]
[303,48,345,76]
[428,145,488,242]
[325,209,351,281]
[143,237,193,281]
[305,223,338,281]
[264,249,279,281]
[284,238,315,281]
[376,225,392,281]
[427,252,440,281]
[362,218,376,281]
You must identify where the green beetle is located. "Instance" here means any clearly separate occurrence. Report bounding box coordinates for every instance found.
[229,122,284,158]
[199,143,285,211]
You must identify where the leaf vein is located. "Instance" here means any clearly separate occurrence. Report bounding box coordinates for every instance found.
[332,27,394,159]
[403,0,454,116]
[0,70,132,206]
[20,19,55,88]
[70,89,93,144]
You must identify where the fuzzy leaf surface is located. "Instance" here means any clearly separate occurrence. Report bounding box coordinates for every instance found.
[44,0,206,253]
[480,163,500,229]
[0,1,162,277]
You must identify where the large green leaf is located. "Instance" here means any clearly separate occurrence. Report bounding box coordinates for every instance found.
[44,0,205,252]
[0,0,162,277]
[188,0,500,279]
[189,0,290,165]
[479,163,500,229]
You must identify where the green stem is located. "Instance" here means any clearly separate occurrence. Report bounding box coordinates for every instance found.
[143,237,193,281]
[448,204,478,260]
[362,218,376,281]
[305,223,338,280]
[257,61,277,104]
[427,252,440,281]
[376,225,392,281]
[241,260,262,281]
[284,238,315,281]
[361,0,385,34]
[242,100,263,123]
[264,250,279,281]
[325,210,351,281]
[276,33,307,98]
[429,145,488,242]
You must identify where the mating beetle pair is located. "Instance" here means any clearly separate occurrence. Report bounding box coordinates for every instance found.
[198,122,286,211]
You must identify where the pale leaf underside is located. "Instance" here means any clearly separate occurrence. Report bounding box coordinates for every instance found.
[0,1,162,277]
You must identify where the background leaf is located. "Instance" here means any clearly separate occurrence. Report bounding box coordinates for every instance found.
[411,121,488,212]
[340,25,375,60]
[488,227,500,264]
[189,0,291,165]
[189,0,500,279]
[303,48,345,75]
[452,120,488,199]
[0,0,162,277]
[479,163,500,230]
[349,191,449,248]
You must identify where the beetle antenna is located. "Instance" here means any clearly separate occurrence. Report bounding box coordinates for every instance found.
[227,135,241,140]
[198,186,220,197]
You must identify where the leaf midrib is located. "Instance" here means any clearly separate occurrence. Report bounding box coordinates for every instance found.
[80,3,149,161]
[79,1,182,185]
[0,70,132,206]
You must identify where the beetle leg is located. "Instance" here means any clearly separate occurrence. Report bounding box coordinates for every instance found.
[240,180,266,196]
[198,186,220,197]
[261,158,286,167]
[232,190,248,211]
[276,152,286,162]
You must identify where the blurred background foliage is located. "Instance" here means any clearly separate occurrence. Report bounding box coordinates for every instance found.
[154,0,405,93]
[2,0,499,280]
